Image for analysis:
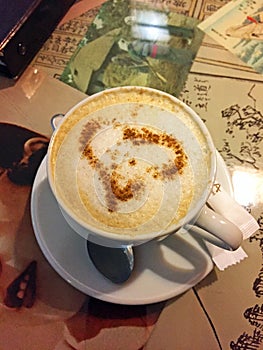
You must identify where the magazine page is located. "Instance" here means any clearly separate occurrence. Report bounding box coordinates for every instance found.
[60,0,204,96]
[198,0,263,74]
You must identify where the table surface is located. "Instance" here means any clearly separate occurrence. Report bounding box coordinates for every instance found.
[0,1,263,349]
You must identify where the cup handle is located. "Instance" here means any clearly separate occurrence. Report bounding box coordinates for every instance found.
[191,205,243,251]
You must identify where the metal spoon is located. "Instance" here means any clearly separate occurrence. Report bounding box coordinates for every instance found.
[87,241,134,284]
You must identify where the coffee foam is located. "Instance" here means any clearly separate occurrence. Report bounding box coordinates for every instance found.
[49,87,213,237]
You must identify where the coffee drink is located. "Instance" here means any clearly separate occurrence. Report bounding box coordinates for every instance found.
[48,87,215,239]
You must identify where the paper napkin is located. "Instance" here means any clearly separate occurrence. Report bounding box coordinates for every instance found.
[206,181,259,270]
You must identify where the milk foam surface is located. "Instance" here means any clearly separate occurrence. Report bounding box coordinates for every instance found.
[49,87,213,237]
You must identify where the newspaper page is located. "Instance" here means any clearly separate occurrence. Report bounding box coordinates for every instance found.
[31,1,104,78]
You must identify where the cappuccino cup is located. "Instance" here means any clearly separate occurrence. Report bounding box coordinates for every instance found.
[47,86,242,250]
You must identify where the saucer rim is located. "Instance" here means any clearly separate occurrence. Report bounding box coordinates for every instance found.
[31,152,231,305]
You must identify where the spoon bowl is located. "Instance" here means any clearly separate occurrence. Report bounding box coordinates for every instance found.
[87,241,134,284]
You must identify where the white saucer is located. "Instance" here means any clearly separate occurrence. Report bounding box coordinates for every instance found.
[31,153,231,305]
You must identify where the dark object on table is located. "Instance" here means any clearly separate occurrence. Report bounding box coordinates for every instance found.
[4,261,37,308]
[0,0,75,78]
[0,122,49,185]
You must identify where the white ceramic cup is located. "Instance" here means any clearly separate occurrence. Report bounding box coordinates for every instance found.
[47,86,242,250]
